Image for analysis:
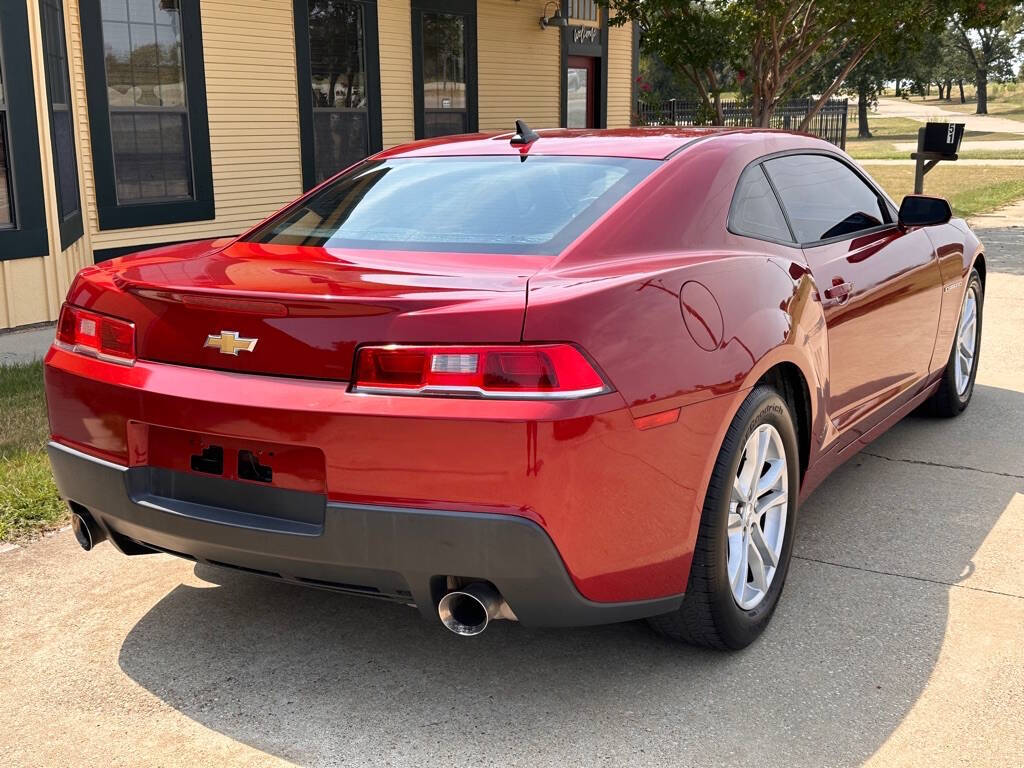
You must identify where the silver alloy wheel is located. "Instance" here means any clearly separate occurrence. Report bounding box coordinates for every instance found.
[728,424,789,610]
[955,284,979,396]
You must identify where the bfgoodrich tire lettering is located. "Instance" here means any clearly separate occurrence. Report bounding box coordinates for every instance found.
[649,385,800,650]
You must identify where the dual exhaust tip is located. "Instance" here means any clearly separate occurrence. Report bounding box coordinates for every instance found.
[437,581,516,637]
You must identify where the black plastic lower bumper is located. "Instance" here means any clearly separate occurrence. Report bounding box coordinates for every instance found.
[47,441,683,627]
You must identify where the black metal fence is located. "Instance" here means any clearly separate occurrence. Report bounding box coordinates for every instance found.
[635,98,849,149]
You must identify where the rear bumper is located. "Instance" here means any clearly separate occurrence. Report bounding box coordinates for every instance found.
[48,441,684,627]
[45,345,740,603]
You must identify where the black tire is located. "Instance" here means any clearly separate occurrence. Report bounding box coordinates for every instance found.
[925,268,983,418]
[648,385,800,650]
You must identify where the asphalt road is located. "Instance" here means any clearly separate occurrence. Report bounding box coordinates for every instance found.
[1,258,1022,767]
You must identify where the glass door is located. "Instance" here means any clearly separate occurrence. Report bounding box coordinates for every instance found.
[308,0,371,182]
[567,55,596,129]
[413,0,476,139]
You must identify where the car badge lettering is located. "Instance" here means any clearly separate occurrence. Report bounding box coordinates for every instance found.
[204,331,258,356]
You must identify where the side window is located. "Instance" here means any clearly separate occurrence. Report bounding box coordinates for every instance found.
[764,154,889,243]
[729,164,793,243]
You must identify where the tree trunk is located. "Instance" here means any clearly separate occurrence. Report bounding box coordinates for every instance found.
[936,82,945,100]
[894,79,902,97]
[944,80,953,101]
[857,85,872,138]
[958,79,966,103]
[975,69,988,114]
[714,91,724,126]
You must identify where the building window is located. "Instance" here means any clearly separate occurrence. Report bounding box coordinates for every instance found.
[412,0,476,140]
[102,0,192,202]
[0,4,49,260]
[39,0,83,248]
[295,0,382,189]
[80,0,213,230]
[569,0,598,21]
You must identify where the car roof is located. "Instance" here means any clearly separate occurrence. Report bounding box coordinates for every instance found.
[376,126,822,162]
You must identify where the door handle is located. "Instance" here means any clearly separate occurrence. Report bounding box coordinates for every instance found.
[822,280,853,307]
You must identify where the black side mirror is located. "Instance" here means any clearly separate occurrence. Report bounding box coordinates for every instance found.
[899,195,952,229]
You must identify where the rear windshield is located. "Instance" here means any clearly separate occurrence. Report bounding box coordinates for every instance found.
[247,155,659,255]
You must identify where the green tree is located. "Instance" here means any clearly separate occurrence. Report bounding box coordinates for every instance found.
[605,0,952,128]
[934,27,976,101]
[845,54,891,138]
[951,1,1023,114]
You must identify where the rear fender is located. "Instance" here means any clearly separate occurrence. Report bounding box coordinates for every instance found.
[525,255,826,417]
[524,254,830,511]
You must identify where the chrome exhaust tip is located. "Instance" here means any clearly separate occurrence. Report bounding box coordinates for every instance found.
[437,582,515,636]
[70,506,105,551]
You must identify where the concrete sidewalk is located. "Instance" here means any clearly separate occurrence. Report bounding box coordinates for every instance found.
[0,324,54,366]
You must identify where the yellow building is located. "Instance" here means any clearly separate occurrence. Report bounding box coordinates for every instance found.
[0,0,636,330]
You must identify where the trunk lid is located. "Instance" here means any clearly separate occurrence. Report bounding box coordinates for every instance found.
[89,240,541,381]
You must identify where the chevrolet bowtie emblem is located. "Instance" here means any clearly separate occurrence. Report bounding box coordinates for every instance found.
[204,331,258,356]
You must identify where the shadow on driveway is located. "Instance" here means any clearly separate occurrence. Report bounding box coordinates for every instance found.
[116,385,1023,767]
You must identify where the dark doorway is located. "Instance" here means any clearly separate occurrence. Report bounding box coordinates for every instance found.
[566,55,596,128]
[412,0,477,139]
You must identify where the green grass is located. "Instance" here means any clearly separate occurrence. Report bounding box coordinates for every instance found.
[0,361,66,542]
[864,164,1024,219]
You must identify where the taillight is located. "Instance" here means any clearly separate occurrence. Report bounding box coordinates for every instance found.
[56,303,136,365]
[353,344,609,399]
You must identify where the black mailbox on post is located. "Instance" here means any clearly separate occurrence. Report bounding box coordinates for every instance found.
[913,122,964,193]
[921,121,965,157]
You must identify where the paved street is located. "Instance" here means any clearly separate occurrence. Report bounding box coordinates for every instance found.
[2,247,1022,767]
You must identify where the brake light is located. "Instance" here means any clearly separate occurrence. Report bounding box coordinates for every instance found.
[353,344,609,399]
[56,304,136,365]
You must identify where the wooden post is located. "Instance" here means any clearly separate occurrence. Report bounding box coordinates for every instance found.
[911,126,952,194]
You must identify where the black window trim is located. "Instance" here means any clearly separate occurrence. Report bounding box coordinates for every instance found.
[293,0,383,192]
[727,163,797,246]
[411,0,478,141]
[0,1,50,261]
[79,0,214,231]
[757,149,899,248]
[39,0,83,250]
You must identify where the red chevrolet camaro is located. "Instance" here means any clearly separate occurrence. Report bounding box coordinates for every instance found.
[45,125,984,649]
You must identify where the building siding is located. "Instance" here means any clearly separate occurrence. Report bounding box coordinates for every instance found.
[377,0,415,149]
[2,0,636,331]
[66,0,303,253]
[606,17,633,128]
[477,0,561,132]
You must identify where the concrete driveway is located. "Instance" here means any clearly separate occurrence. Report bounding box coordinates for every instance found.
[2,257,1022,767]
